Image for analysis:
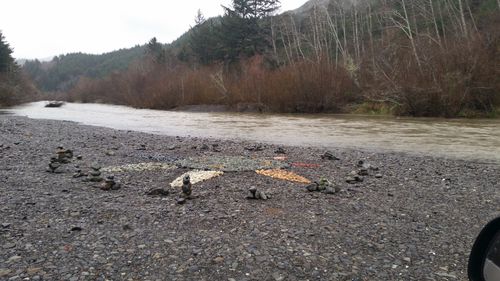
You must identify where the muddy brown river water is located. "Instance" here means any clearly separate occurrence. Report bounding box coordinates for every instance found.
[3,101,500,163]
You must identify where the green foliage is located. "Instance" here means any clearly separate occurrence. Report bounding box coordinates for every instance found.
[23,45,145,92]
[146,37,168,64]
[225,0,281,19]
[0,31,14,73]
[476,0,498,13]
[189,0,280,64]
[189,17,225,63]
[220,0,280,60]
[0,32,38,106]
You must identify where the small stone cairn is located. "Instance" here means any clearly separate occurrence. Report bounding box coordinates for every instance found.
[321,151,340,161]
[274,147,286,154]
[247,186,270,200]
[244,144,264,152]
[182,175,192,197]
[100,175,122,191]
[346,160,381,183]
[306,178,341,194]
[177,175,192,204]
[72,166,87,178]
[85,164,103,182]
[47,146,73,173]
[47,157,62,173]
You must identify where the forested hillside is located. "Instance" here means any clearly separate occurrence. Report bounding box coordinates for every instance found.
[0,31,37,106]
[28,0,500,117]
[23,45,145,92]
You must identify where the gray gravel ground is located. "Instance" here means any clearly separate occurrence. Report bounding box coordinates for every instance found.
[0,115,499,281]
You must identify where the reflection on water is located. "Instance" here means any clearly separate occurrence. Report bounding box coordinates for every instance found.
[3,101,500,163]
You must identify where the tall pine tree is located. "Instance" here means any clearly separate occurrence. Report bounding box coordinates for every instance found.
[189,1,281,64]
[0,31,37,106]
[220,0,280,61]
[0,31,15,73]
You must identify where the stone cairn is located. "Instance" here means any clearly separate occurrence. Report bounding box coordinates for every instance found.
[244,144,264,152]
[177,175,192,204]
[47,157,62,173]
[306,178,341,194]
[212,143,221,152]
[321,151,340,161]
[100,175,122,191]
[346,171,364,184]
[247,186,270,200]
[182,175,192,195]
[274,147,286,154]
[346,160,381,184]
[72,167,87,178]
[85,164,103,183]
[47,146,73,173]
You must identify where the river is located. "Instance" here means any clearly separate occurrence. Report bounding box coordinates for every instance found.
[3,101,500,163]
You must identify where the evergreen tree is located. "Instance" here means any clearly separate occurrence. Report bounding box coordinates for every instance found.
[0,31,15,73]
[0,31,37,106]
[220,0,281,61]
[146,37,166,64]
[194,9,206,25]
[227,0,280,19]
[188,1,280,64]
[189,17,225,64]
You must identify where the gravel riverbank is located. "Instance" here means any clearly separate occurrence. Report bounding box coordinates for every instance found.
[0,115,498,281]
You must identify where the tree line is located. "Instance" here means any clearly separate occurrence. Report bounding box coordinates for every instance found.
[23,45,145,92]
[0,31,37,106]
[31,0,500,116]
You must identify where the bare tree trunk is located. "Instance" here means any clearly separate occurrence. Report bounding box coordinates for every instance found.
[210,69,229,100]
[437,0,447,44]
[270,18,280,65]
[311,5,322,62]
[410,0,419,36]
[466,0,478,34]
[323,4,346,65]
[181,78,185,104]
[457,0,468,37]
[341,6,348,57]
[368,1,376,75]
[390,0,422,70]
[290,15,305,60]
[353,4,361,62]
[429,0,442,47]
[279,20,293,64]
[443,0,462,35]
[403,0,421,69]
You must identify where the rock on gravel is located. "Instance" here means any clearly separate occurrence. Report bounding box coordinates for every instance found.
[0,115,498,281]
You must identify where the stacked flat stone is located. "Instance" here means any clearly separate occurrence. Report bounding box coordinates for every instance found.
[86,165,103,182]
[321,151,340,160]
[275,147,286,154]
[306,178,340,194]
[56,146,73,164]
[47,146,73,173]
[182,175,192,197]
[72,166,87,178]
[47,157,62,173]
[346,160,380,183]
[101,175,121,191]
[177,175,193,205]
[247,186,270,200]
[346,170,364,184]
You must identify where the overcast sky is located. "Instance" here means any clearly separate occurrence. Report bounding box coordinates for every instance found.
[1,0,308,59]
